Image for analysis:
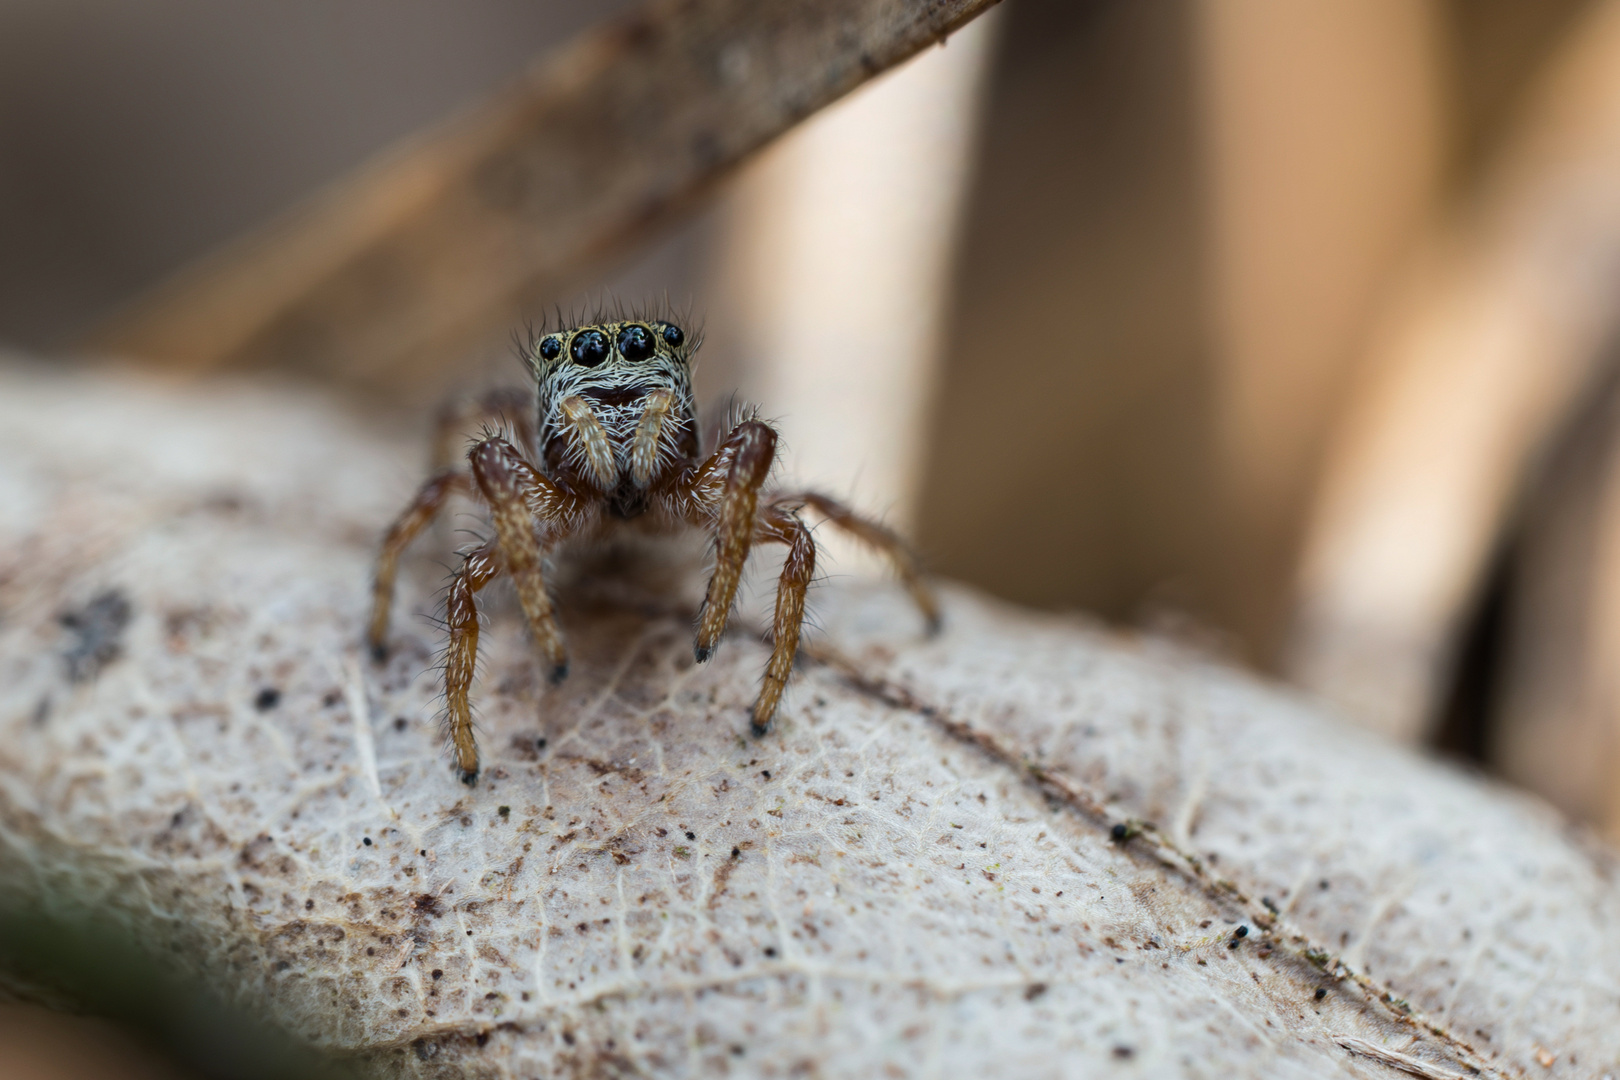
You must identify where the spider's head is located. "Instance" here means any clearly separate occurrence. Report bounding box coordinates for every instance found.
[526,318,696,411]
[526,316,701,494]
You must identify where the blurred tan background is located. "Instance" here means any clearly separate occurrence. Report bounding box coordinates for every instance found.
[7,0,1620,1070]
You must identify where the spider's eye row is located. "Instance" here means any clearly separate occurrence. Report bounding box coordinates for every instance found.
[570,329,610,367]
[537,335,562,361]
[616,324,655,362]
[661,323,685,347]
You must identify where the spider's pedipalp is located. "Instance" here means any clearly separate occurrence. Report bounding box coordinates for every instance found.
[629,387,681,488]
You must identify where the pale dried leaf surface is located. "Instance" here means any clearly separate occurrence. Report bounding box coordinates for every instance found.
[0,359,1614,1078]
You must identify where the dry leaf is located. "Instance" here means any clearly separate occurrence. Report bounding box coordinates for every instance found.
[0,360,1613,1077]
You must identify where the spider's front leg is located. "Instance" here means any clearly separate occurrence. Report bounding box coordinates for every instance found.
[446,434,585,784]
[750,505,816,736]
[444,541,500,782]
[689,420,778,662]
[468,436,578,683]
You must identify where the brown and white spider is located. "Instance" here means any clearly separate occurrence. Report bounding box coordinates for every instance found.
[367,314,940,783]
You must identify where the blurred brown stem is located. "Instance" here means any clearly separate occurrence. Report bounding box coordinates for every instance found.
[81,0,1000,401]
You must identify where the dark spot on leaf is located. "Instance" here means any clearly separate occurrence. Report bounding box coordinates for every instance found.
[59,589,132,682]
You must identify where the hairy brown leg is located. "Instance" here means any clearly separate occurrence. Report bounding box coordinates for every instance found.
[771,490,941,633]
[468,435,580,683]
[750,505,816,736]
[690,420,778,662]
[368,470,471,659]
[444,541,500,784]
[431,387,535,471]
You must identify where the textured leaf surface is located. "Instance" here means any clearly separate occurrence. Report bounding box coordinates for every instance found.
[0,361,1614,1078]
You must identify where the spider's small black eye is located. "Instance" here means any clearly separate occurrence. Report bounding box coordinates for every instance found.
[538,335,562,361]
[616,324,655,361]
[570,329,609,367]
[661,323,685,347]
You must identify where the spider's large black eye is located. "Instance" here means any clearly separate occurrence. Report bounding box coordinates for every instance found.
[538,335,562,361]
[661,323,685,347]
[616,324,655,361]
[569,329,609,367]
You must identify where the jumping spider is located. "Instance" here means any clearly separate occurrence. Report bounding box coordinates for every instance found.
[368,314,940,783]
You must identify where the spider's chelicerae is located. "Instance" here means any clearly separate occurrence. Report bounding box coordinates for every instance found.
[368,314,940,783]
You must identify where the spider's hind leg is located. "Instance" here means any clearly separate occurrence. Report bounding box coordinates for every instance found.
[369,471,471,660]
[771,490,941,633]
[432,387,535,471]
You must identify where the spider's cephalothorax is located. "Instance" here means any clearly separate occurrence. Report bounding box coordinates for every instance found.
[369,314,939,784]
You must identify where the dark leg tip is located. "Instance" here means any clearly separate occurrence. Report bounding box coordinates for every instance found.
[924,613,944,638]
[549,662,569,686]
[458,767,479,786]
[369,641,389,664]
[694,643,714,664]
[749,720,771,738]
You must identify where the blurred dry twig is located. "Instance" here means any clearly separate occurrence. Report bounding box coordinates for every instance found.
[82,0,1000,399]
[1289,0,1620,742]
